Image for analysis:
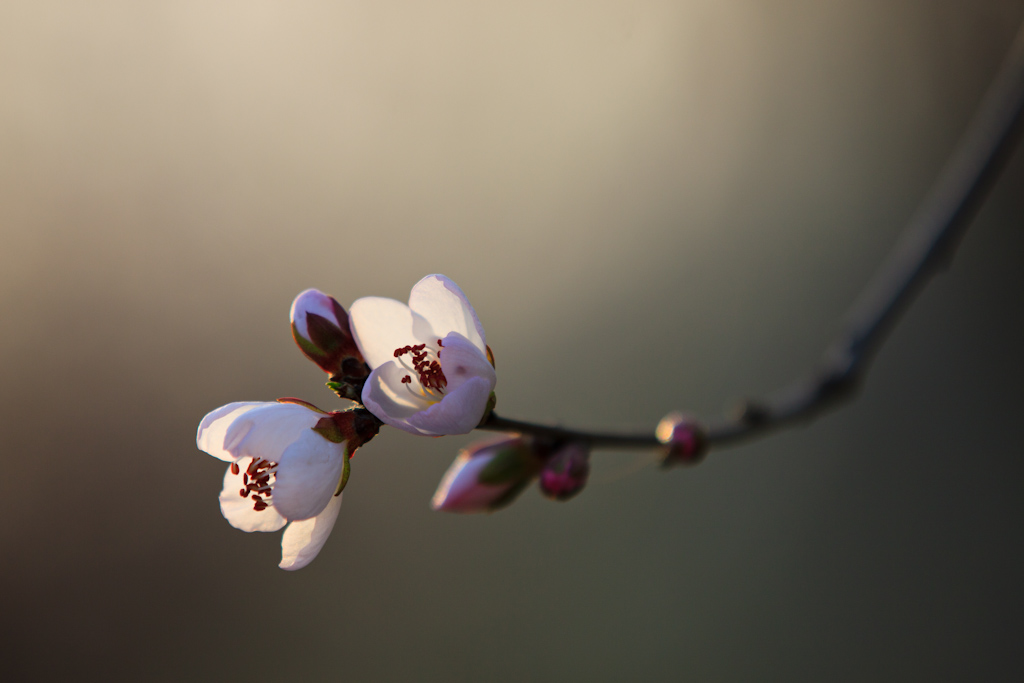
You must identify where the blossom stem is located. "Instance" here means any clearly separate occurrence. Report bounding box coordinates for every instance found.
[478,20,1024,454]
[478,413,659,449]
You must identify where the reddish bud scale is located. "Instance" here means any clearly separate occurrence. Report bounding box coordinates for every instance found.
[656,412,708,466]
[311,408,381,458]
[539,443,590,501]
[276,397,329,413]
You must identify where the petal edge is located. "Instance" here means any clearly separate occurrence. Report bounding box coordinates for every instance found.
[279,493,344,570]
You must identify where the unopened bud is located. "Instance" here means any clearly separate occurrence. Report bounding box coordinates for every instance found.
[656,412,707,466]
[290,289,370,401]
[431,436,543,513]
[539,442,590,501]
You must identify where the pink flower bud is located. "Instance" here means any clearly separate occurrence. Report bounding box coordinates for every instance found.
[656,411,707,466]
[290,289,369,400]
[431,436,542,513]
[539,442,590,501]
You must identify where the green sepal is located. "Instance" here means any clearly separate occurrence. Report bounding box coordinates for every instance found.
[277,397,329,413]
[311,408,381,446]
[305,312,344,354]
[312,415,347,443]
[310,409,380,499]
[476,391,497,427]
[478,445,538,485]
[292,321,328,360]
[334,451,351,496]
[488,478,531,511]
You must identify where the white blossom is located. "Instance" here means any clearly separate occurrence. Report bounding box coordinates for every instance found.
[196,401,348,570]
[349,274,496,436]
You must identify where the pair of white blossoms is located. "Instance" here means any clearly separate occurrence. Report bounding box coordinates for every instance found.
[196,275,497,570]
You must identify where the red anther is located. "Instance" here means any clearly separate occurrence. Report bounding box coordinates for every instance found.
[392,342,449,392]
[437,339,444,347]
[230,462,240,475]
[234,457,278,506]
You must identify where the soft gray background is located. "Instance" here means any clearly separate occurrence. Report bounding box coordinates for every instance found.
[2,2,1023,681]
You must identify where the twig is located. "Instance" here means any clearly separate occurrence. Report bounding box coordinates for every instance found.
[478,20,1024,453]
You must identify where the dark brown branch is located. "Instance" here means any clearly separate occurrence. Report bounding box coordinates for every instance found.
[479,413,659,449]
[478,21,1024,454]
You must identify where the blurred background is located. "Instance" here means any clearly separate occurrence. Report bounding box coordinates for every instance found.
[2,1,1023,681]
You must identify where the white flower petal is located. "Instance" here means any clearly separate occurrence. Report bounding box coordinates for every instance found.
[197,402,267,462]
[406,375,494,435]
[371,361,430,411]
[219,458,288,532]
[352,275,494,436]
[361,361,435,435]
[350,296,434,369]
[223,402,321,463]
[270,429,347,521]
[279,492,343,571]
[408,275,486,353]
[437,332,496,394]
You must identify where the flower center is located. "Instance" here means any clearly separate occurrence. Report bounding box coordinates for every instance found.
[394,340,447,400]
[231,458,278,512]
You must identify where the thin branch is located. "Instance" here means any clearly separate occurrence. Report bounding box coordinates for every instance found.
[478,21,1024,454]
[480,414,658,449]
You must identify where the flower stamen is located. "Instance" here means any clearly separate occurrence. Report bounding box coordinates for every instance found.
[393,343,448,400]
[237,457,278,512]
